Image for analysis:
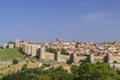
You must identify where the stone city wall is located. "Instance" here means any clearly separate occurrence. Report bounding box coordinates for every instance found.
[109,56,120,63]
[76,56,88,63]
[94,56,104,63]
[16,41,120,64]
[45,52,55,60]
[60,55,70,63]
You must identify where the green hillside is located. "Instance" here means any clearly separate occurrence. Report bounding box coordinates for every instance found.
[0,48,24,61]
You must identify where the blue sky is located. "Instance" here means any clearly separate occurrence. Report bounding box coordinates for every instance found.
[0,0,120,44]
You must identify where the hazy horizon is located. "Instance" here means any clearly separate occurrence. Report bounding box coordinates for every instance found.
[0,0,120,44]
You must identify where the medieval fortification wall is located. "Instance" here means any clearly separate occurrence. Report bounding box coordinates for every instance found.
[15,41,120,64]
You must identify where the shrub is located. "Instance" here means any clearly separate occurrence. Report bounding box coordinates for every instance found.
[21,64,27,71]
[43,63,50,67]
[46,48,57,53]
[113,61,118,63]
[12,59,19,64]
[66,59,73,65]
[61,49,69,55]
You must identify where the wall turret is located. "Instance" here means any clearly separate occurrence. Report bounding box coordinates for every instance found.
[21,42,26,53]
[73,53,77,64]
[108,53,113,63]
[15,38,20,48]
[39,47,45,60]
[90,53,94,63]
[31,45,37,57]
[56,51,61,62]
[3,44,8,49]
[24,43,28,54]
[27,44,32,55]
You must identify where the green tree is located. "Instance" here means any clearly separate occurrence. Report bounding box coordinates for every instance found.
[113,61,118,63]
[70,65,79,77]
[21,64,27,71]
[2,62,120,80]
[12,59,19,64]
[66,59,73,65]
[45,48,57,53]
[32,75,51,80]
[61,49,69,55]
[77,62,120,80]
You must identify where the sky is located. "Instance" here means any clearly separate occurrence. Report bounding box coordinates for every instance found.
[0,0,120,44]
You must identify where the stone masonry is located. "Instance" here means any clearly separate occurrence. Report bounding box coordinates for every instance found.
[14,40,120,64]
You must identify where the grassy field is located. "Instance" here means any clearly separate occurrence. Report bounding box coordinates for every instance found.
[0,48,39,79]
[0,48,24,61]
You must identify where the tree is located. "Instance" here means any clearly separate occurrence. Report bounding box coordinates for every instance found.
[2,62,120,80]
[66,59,73,65]
[21,64,27,71]
[32,75,51,80]
[0,46,3,49]
[77,62,120,80]
[2,66,74,80]
[61,49,69,55]
[113,61,118,63]
[45,48,57,53]
[70,65,79,78]
[12,59,19,64]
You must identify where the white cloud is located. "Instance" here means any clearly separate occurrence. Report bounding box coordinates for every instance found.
[79,12,120,25]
